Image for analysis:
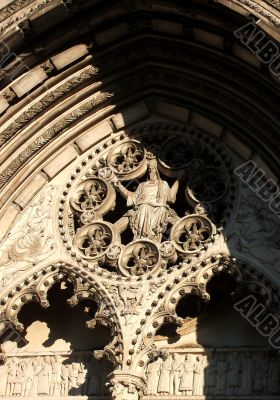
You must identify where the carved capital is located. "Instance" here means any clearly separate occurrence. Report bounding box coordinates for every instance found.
[107,371,145,400]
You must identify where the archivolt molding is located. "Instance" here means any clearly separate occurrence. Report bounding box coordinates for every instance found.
[0,13,280,220]
[0,64,99,149]
[1,0,280,37]
[0,44,279,214]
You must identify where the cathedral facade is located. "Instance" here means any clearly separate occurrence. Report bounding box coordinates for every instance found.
[0,1,280,398]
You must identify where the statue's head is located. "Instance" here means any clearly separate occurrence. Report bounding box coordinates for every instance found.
[147,159,160,181]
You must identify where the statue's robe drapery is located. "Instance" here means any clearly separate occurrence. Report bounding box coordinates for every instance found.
[127,179,172,241]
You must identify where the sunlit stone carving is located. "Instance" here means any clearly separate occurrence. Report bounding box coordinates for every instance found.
[170,215,214,254]
[74,221,117,259]
[107,140,146,179]
[119,240,160,276]
[71,177,115,214]
[113,158,179,242]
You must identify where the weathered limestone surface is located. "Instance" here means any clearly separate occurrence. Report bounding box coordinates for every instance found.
[0,1,280,399]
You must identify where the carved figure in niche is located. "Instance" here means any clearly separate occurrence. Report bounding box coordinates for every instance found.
[171,353,184,395]
[179,354,194,395]
[6,357,17,396]
[37,356,51,395]
[240,352,252,395]
[227,353,241,395]
[215,353,227,394]
[69,362,80,393]
[268,354,280,394]
[193,355,204,395]
[77,362,87,395]
[50,355,61,396]
[24,359,34,396]
[61,364,70,396]
[12,359,23,396]
[158,356,173,395]
[30,357,41,397]
[113,159,179,242]
[253,355,265,394]
[87,358,101,394]
[0,359,8,396]
[205,356,217,395]
[111,383,125,399]
[21,360,29,396]
[146,358,162,395]
[128,383,139,400]
[231,193,280,271]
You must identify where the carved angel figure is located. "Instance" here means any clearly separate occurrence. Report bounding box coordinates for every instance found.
[113,159,179,242]
[0,187,56,286]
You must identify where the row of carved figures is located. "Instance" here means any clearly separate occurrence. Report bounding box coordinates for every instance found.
[0,355,112,397]
[145,352,280,396]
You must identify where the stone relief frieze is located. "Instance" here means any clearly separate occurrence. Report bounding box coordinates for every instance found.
[0,348,278,398]
[228,187,280,274]
[0,352,112,398]
[0,186,57,287]
[145,349,280,398]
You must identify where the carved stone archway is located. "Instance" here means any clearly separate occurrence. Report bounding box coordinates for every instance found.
[0,1,280,399]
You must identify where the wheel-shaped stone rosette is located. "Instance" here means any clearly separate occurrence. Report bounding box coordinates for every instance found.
[107,140,146,180]
[74,222,119,261]
[186,167,229,206]
[170,215,215,254]
[70,177,115,215]
[119,240,161,276]
[158,137,198,177]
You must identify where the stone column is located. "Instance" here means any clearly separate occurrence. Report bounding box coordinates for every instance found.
[108,371,145,400]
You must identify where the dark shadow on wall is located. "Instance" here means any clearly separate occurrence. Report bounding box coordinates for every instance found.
[195,274,279,398]
[150,272,278,398]
[1,1,280,396]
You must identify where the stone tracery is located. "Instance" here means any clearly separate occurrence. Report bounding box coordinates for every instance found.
[62,130,233,280]
[0,0,280,398]
[0,119,279,398]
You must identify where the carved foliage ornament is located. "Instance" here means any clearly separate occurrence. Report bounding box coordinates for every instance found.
[60,130,234,278]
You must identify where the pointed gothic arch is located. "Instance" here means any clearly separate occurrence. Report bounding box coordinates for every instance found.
[0,1,280,399]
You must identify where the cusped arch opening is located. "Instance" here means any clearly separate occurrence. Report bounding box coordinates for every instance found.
[206,271,238,304]
[17,280,111,351]
[176,294,204,319]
